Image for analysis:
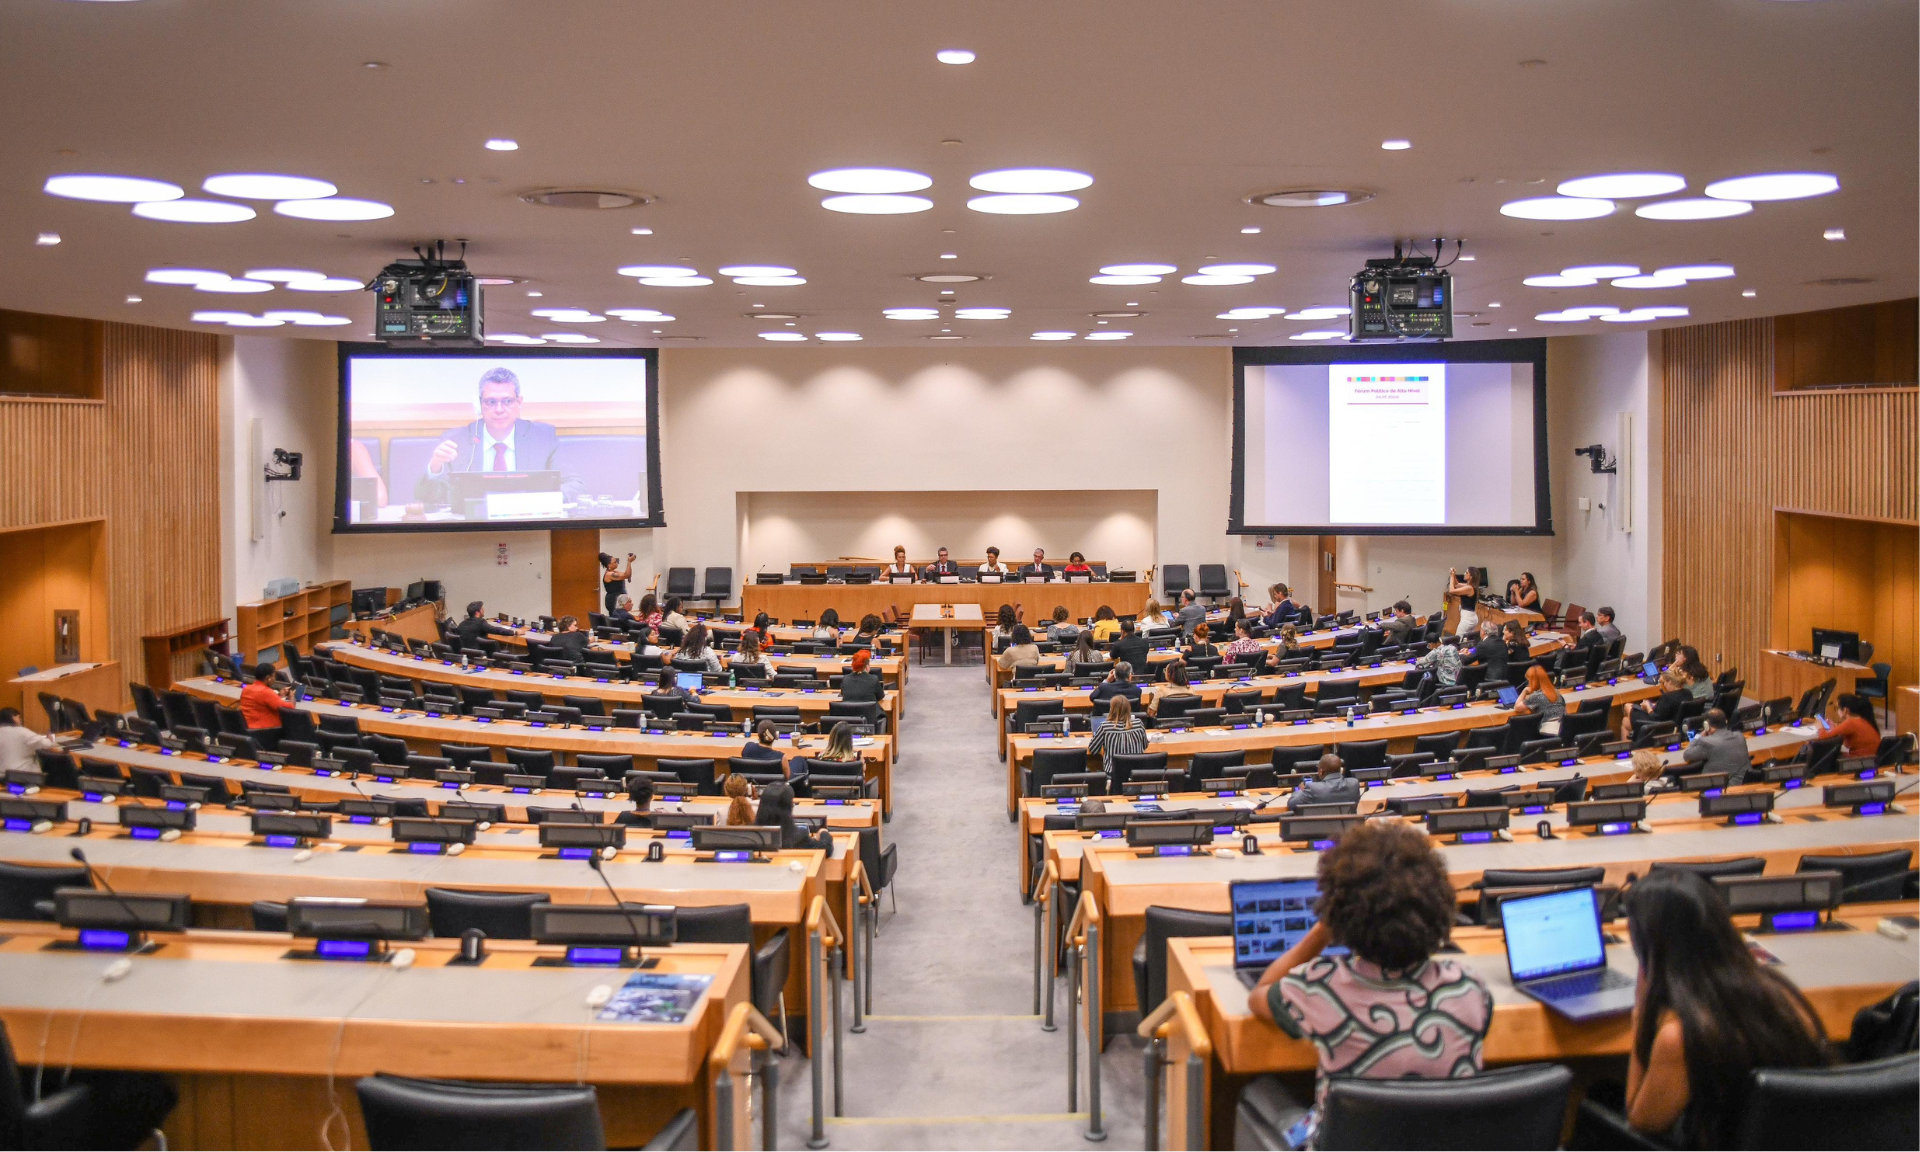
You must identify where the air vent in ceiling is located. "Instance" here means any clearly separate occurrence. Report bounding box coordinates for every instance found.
[519,188,654,210]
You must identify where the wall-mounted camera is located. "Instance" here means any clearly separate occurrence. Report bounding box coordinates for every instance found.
[1573,443,1617,474]
[265,448,303,483]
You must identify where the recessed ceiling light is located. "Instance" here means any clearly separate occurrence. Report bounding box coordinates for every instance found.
[1657,264,1736,280]
[125,295,141,303]
[968,169,1093,194]
[1084,331,1131,340]
[1823,227,1846,241]
[936,49,976,64]
[1742,289,1758,298]
[1488,302,1502,308]
[638,276,712,287]
[525,290,543,297]
[1458,254,1475,261]
[808,168,932,194]
[202,173,337,200]
[1085,275,1159,287]
[967,194,1078,214]
[474,276,517,286]
[608,309,674,322]
[487,334,548,345]
[133,199,256,223]
[1240,227,1262,234]
[1598,307,1690,323]
[1560,264,1641,280]
[244,268,326,283]
[1030,331,1074,340]
[916,273,982,283]
[1634,198,1752,220]
[273,197,394,221]
[1703,172,1838,201]
[43,174,183,202]
[195,279,274,293]
[1536,306,1621,322]
[928,334,967,340]
[1218,307,1287,319]
[263,310,342,326]
[630,227,653,235]
[531,309,605,322]
[718,265,798,278]
[190,311,253,324]
[1181,274,1255,286]
[1092,311,1144,319]
[1523,274,1599,288]
[1099,263,1177,277]
[1499,196,1614,220]
[954,307,1009,319]
[759,332,808,341]
[543,333,600,343]
[484,139,519,151]
[816,332,863,341]
[1509,327,1518,332]
[1611,274,1687,289]
[939,253,958,260]
[1250,189,1371,208]
[745,312,799,320]
[821,193,934,214]
[285,277,365,292]
[362,61,389,69]
[35,232,61,246]
[1555,173,1686,199]
[1197,263,1276,276]
[1288,306,1350,320]
[1290,330,1347,340]
[1380,139,1412,150]
[884,308,940,320]
[732,276,806,286]
[618,264,698,278]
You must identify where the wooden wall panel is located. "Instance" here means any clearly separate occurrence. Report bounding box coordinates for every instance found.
[1662,308,1920,691]
[1770,513,1918,690]
[0,521,108,714]
[1775,298,1918,391]
[0,309,102,399]
[0,398,107,528]
[551,528,603,624]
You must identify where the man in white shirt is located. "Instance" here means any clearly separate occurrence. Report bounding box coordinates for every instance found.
[0,708,56,774]
[978,546,1008,576]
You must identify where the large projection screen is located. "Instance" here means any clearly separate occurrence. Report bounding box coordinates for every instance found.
[333,345,663,533]
[1230,340,1551,536]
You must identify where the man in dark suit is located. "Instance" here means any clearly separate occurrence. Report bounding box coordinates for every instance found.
[452,600,514,648]
[1021,548,1053,581]
[921,547,960,580]
[1463,620,1510,685]
[1108,619,1151,678]
[1381,600,1419,646]
[414,366,584,507]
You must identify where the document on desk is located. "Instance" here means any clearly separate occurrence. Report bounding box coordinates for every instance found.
[596,972,713,1024]
[1327,364,1446,525]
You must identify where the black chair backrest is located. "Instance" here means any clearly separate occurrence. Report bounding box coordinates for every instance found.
[702,567,732,596]
[575,753,635,776]
[1317,1062,1572,1150]
[671,902,752,945]
[640,1107,699,1151]
[1138,905,1232,1015]
[658,757,719,796]
[250,900,288,932]
[504,747,557,775]
[1798,849,1914,896]
[1340,738,1390,772]
[1731,1053,1918,1151]
[1649,857,1767,879]
[355,1073,606,1151]
[1109,751,1166,791]
[438,743,492,769]
[1030,747,1091,795]
[665,567,696,596]
[424,888,550,941]
[1480,866,1605,890]
[0,862,90,921]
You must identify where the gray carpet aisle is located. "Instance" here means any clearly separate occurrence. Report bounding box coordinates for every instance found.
[773,662,1148,1151]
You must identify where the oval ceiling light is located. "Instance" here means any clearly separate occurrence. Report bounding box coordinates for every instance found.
[543,333,600,343]
[1703,172,1838,201]
[1218,307,1287,319]
[1289,330,1347,340]
[936,49,976,64]
[264,311,351,326]
[718,265,798,278]
[1611,274,1688,289]
[618,264,698,278]
[244,268,326,283]
[133,199,256,223]
[195,279,274,293]
[44,174,183,202]
[1090,275,1161,286]
[1601,307,1690,323]
[203,173,337,200]
[968,168,1093,194]
[1100,263,1177,276]
[967,193,1078,214]
[1030,331,1075,340]
[953,307,1009,319]
[224,315,287,327]
[1656,263,1736,280]
[284,277,365,292]
[487,334,549,345]
[1635,198,1752,220]
[759,332,808,341]
[1197,263,1276,276]
[1380,139,1412,150]
[732,276,807,286]
[273,197,394,221]
[1288,306,1350,320]
[484,139,519,152]
[808,168,932,194]
[815,332,864,341]
[1181,273,1255,285]
[884,308,940,320]
[145,268,230,285]
[1556,173,1686,199]
[531,309,604,322]
[1499,196,1615,220]
[1084,331,1131,340]
[821,193,934,214]
[1251,189,1372,208]
[1523,273,1599,288]
[606,309,674,321]
[637,276,713,287]
[916,273,982,283]
[190,311,252,324]
[1536,306,1621,322]
[1560,264,1642,280]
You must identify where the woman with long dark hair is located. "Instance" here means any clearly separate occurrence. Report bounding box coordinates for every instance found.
[599,551,634,613]
[1620,870,1828,1147]
[753,782,832,850]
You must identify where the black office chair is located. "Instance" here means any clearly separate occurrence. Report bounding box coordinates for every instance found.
[1555,706,1612,745]
[33,748,80,790]
[1414,731,1465,761]
[1574,1054,1919,1151]
[1,1020,177,1151]
[1270,745,1325,775]
[1161,564,1191,600]
[424,888,549,940]
[276,705,318,745]
[438,742,492,770]
[857,827,899,922]
[1188,750,1245,790]
[403,754,450,781]
[359,732,409,767]
[1197,564,1231,603]
[658,757,719,796]
[1237,1062,1572,1151]
[664,567,697,602]
[1799,849,1914,901]
[355,1073,606,1150]
[560,695,605,718]
[0,862,90,921]
[1131,906,1232,1018]
[693,567,732,610]
[1027,747,1091,797]
[503,747,557,778]
[1649,856,1767,879]
[1109,751,1167,792]
[574,753,634,778]
[1339,738,1390,773]
[548,765,609,791]
[249,900,289,931]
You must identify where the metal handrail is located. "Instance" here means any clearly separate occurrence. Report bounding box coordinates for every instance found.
[1066,889,1107,1142]
[1135,991,1211,1151]
[712,1002,783,1151]
[1033,858,1060,1029]
[848,857,875,1030]
[805,895,846,1149]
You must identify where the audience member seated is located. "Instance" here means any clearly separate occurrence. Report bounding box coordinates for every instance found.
[1109,619,1150,674]
[1273,623,1306,663]
[740,720,786,763]
[1511,664,1565,731]
[1513,571,1542,611]
[731,631,768,672]
[1627,748,1671,791]
[993,603,1019,641]
[1286,753,1361,812]
[838,650,884,703]
[1090,661,1143,709]
[547,615,590,660]
[885,544,917,582]
[1088,695,1147,773]
[755,782,832,851]
[811,608,842,643]
[724,773,755,825]
[1151,662,1199,716]
[1222,597,1246,629]
[1463,619,1510,685]
[1417,633,1463,689]
[1046,605,1081,643]
[1089,605,1121,643]
[616,775,654,825]
[661,596,691,634]
[816,721,863,767]
[853,613,885,648]
[452,599,514,648]
[1247,820,1493,1149]
[1676,645,1714,698]
[1815,693,1882,758]
[1262,583,1303,627]
[978,546,1009,577]
[1381,600,1419,646]
[1681,708,1750,781]
[1624,666,1692,735]
[238,663,293,732]
[996,624,1039,672]
[1137,599,1172,629]
[676,622,723,672]
[1185,623,1219,660]
[0,707,56,773]
[1502,619,1530,666]
[1176,589,1206,638]
[922,546,960,580]
[1222,619,1262,661]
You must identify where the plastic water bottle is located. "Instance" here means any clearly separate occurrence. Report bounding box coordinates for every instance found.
[1346,705,1357,728]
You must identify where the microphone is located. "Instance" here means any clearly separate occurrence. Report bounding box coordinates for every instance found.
[586,852,655,967]
[69,847,151,947]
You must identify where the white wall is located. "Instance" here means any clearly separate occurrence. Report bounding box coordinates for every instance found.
[331,528,555,621]
[218,335,338,617]
[1547,331,1662,647]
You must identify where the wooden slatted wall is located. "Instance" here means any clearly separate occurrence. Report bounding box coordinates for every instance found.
[1661,311,1920,682]
[0,313,221,701]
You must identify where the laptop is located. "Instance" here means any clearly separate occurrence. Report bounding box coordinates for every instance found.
[1496,685,1520,708]
[1500,887,1635,1020]
[675,672,705,691]
[1228,877,1346,988]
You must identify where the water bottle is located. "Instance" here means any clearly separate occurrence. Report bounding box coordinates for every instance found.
[1346,705,1357,728]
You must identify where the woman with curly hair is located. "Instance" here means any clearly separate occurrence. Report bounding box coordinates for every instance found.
[1247,820,1493,1149]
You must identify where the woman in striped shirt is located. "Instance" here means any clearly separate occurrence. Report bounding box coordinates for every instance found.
[1088,694,1148,776]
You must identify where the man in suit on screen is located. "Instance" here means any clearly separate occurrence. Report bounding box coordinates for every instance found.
[414,366,583,506]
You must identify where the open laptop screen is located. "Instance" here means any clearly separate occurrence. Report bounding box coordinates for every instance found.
[676,672,705,692]
[1229,877,1325,971]
[1501,887,1606,981]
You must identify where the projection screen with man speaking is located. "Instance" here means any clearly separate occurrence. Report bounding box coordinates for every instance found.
[333,345,662,532]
